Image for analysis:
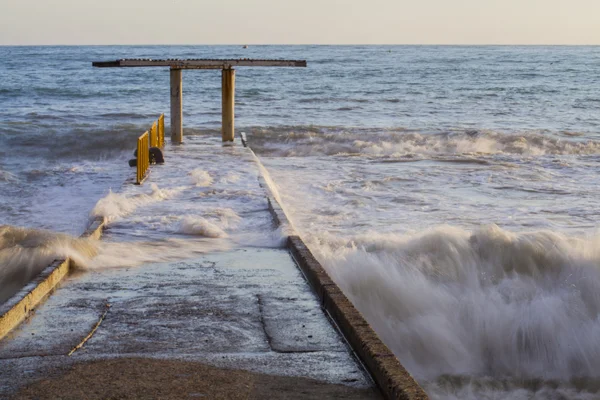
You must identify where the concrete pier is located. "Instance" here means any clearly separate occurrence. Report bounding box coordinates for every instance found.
[0,249,379,399]
[0,138,382,399]
[0,136,427,399]
[169,68,183,144]
[93,59,307,143]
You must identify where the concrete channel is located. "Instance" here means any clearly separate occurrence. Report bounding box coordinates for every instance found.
[0,137,427,399]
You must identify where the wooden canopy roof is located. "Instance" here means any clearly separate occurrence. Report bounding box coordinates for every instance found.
[92,59,307,69]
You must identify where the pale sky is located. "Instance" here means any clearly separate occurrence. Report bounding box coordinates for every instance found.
[1,0,599,45]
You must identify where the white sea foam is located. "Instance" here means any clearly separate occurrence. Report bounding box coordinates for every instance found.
[90,183,180,223]
[202,208,241,229]
[179,216,227,238]
[189,169,213,187]
[0,169,18,182]
[250,129,600,158]
[219,173,241,184]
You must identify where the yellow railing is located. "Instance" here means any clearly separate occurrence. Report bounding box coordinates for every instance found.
[149,121,158,148]
[135,114,164,184]
[149,115,165,149]
[136,131,149,184]
[158,114,165,148]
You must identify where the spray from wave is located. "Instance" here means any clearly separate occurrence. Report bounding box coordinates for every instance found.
[311,224,600,399]
[90,183,182,223]
[179,216,227,238]
[0,225,98,304]
[189,169,214,187]
[84,238,232,270]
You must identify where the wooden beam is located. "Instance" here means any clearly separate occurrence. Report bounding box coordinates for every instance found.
[170,69,183,144]
[93,59,307,68]
[221,69,235,142]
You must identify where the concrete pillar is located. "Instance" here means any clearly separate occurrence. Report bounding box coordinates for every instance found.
[221,68,235,142]
[170,68,183,144]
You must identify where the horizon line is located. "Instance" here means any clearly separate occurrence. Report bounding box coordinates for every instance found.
[1,43,600,47]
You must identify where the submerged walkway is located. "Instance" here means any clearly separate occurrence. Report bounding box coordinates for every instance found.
[0,137,380,399]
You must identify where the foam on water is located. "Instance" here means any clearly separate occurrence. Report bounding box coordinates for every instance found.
[189,169,214,187]
[86,238,231,270]
[247,127,600,158]
[91,183,183,223]
[0,169,18,183]
[179,216,227,238]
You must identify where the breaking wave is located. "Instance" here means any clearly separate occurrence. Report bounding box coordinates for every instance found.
[310,224,600,399]
[4,125,145,161]
[91,184,182,223]
[233,126,600,158]
[0,225,98,304]
[179,216,227,238]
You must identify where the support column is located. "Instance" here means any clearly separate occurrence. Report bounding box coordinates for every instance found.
[170,68,183,144]
[221,68,235,142]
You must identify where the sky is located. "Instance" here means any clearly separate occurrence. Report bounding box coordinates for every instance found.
[1,0,599,45]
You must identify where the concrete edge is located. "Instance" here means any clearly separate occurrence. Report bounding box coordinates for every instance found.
[288,237,428,400]
[246,147,294,236]
[246,145,428,400]
[0,217,106,341]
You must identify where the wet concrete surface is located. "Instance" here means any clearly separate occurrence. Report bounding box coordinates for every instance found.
[0,138,382,398]
[0,248,379,398]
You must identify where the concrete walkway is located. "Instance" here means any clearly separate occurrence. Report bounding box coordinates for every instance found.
[0,137,380,399]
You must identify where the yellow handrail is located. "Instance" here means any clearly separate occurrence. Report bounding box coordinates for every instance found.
[136,131,149,184]
[134,114,164,184]
[158,114,165,148]
[149,121,158,148]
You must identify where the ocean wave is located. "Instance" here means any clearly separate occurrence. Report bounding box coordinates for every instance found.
[309,224,600,391]
[234,126,600,158]
[4,124,152,161]
[0,225,98,304]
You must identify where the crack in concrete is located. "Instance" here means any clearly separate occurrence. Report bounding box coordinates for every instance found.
[67,300,111,356]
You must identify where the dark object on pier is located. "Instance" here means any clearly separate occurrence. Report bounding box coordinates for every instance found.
[130,147,164,167]
[149,147,164,164]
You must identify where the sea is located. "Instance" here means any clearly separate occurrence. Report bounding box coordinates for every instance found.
[1,45,600,399]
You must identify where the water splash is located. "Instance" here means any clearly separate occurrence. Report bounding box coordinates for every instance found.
[0,225,98,304]
[90,184,182,223]
[189,169,214,187]
[179,216,227,238]
[310,225,600,398]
